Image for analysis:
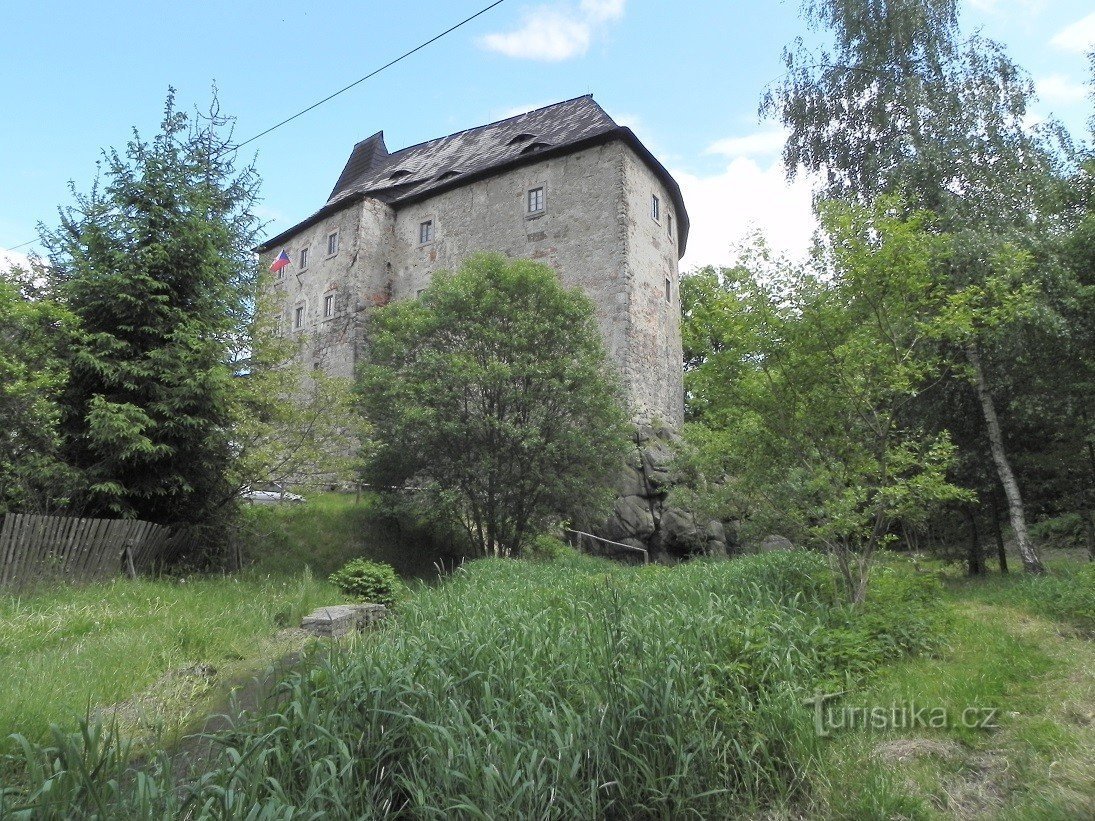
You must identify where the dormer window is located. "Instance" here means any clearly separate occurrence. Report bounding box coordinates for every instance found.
[435,170,461,182]
[388,169,412,181]
[520,142,551,155]
[508,133,536,146]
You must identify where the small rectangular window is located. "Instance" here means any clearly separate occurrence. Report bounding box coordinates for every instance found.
[323,294,334,318]
[652,195,661,222]
[528,186,545,214]
[299,247,309,269]
[327,231,339,256]
[419,220,434,244]
[667,213,673,239]
[294,305,304,328]
[665,276,672,303]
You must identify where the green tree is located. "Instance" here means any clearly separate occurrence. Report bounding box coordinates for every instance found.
[358,253,628,558]
[41,91,262,524]
[763,0,1068,573]
[0,265,80,513]
[684,201,969,602]
[228,280,369,496]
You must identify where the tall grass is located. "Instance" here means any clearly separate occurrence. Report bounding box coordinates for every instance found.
[2,551,945,818]
[954,561,1095,633]
[239,492,452,580]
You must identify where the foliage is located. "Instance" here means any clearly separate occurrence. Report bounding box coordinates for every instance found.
[358,253,629,558]
[1,551,945,818]
[327,558,403,607]
[522,533,577,562]
[238,491,450,580]
[39,90,262,525]
[227,278,369,496]
[762,0,1074,575]
[763,0,1065,228]
[0,267,81,513]
[682,201,970,601]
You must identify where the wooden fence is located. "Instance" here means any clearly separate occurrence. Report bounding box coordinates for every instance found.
[0,514,186,589]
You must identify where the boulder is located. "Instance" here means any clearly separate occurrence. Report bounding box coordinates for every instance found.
[615,453,648,497]
[659,506,705,557]
[604,495,656,542]
[301,603,387,638]
[759,534,795,553]
[704,520,729,558]
[640,438,675,491]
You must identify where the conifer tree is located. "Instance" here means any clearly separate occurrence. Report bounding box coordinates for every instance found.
[42,90,262,524]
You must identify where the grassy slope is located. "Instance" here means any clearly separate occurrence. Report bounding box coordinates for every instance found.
[239,491,453,581]
[0,492,439,758]
[809,564,1095,820]
[0,573,333,755]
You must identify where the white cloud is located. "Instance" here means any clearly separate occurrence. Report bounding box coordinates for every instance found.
[579,0,624,22]
[0,247,33,273]
[493,100,556,120]
[1051,12,1095,53]
[966,0,1045,14]
[1036,74,1088,105]
[705,129,787,159]
[479,0,625,61]
[676,157,816,273]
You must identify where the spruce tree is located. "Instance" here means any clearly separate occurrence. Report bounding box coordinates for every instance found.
[42,91,262,524]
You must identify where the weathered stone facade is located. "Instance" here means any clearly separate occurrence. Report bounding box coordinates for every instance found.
[257,97,686,427]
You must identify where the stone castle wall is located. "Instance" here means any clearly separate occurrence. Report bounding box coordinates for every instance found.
[262,139,684,427]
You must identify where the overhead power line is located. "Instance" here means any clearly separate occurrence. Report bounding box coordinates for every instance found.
[3,0,510,253]
[233,0,510,150]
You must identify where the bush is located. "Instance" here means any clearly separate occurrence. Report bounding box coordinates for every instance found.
[522,533,576,561]
[327,558,403,607]
[1029,512,1086,550]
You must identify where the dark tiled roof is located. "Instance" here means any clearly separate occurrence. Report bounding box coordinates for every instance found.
[327,96,617,205]
[257,96,689,255]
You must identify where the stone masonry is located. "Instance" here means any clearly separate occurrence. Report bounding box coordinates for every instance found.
[256,96,687,428]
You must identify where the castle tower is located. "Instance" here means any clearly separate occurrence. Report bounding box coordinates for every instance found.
[256,96,688,428]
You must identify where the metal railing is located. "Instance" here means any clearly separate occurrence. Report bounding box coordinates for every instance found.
[565,528,649,565]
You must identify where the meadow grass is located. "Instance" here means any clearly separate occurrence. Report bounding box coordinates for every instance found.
[0,571,335,758]
[809,568,1095,819]
[1,550,946,819]
[239,491,452,581]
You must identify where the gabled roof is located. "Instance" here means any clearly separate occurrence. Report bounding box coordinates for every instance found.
[257,96,689,255]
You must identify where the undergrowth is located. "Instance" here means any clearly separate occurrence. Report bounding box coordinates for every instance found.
[1,550,945,819]
[955,562,1095,634]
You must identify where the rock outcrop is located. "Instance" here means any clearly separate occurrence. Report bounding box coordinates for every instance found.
[587,425,735,563]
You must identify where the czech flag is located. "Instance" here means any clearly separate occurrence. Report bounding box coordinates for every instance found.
[269,250,291,273]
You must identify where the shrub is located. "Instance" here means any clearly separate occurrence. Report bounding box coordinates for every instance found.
[327,558,403,607]
[522,533,576,561]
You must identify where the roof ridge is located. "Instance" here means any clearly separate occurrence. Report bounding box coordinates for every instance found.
[381,94,606,163]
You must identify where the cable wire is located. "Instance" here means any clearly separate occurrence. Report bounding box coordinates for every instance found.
[233,0,509,150]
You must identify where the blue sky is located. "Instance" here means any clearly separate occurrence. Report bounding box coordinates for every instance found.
[2,0,1092,273]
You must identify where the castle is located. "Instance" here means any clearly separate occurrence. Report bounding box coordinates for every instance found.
[257,95,688,427]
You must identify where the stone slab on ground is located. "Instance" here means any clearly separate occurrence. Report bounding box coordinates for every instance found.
[301,603,387,638]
